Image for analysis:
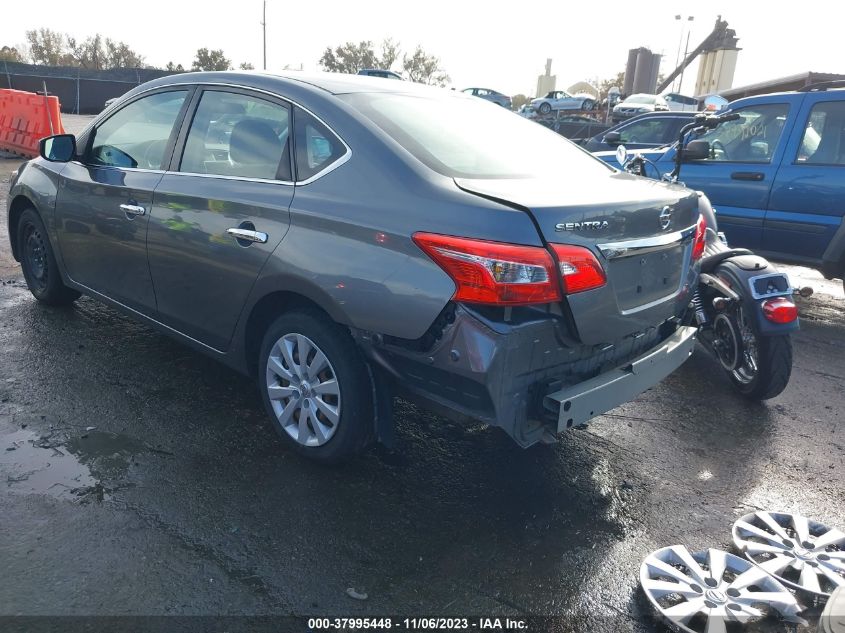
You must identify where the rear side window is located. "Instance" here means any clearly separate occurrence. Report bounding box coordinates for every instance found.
[179,91,291,181]
[695,103,789,163]
[293,107,346,181]
[796,101,845,165]
[89,90,187,170]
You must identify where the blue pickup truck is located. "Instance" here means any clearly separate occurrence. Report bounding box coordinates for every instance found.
[595,84,845,287]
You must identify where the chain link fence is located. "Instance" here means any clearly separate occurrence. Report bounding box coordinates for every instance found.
[1,61,175,114]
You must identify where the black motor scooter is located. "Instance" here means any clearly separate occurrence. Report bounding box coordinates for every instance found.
[618,112,812,399]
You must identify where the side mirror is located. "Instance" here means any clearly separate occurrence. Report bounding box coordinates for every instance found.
[604,131,622,145]
[683,139,710,161]
[39,134,76,163]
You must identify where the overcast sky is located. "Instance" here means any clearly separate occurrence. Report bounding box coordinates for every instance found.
[3,0,842,96]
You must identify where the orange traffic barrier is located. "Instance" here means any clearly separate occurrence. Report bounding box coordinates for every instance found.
[0,89,65,158]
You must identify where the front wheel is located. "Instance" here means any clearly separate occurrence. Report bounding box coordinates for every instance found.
[716,306,793,400]
[17,208,81,305]
[538,102,552,115]
[258,310,374,462]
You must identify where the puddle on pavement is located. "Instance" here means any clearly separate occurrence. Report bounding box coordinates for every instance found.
[0,428,149,501]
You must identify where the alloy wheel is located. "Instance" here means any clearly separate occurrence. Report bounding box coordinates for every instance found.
[732,511,845,597]
[265,332,341,447]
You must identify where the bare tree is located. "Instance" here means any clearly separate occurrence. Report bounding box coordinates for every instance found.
[191,48,231,71]
[239,62,255,70]
[166,61,185,72]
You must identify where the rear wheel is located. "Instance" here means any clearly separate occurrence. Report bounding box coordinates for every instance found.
[715,304,793,400]
[17,208,80,306]
[538,102,552,115]
[258,310,374,462]
[582,99,595,111]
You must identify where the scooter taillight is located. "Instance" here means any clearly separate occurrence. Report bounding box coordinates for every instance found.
[761,297,798,324]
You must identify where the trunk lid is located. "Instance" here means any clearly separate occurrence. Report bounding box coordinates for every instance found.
[455,172,700,346]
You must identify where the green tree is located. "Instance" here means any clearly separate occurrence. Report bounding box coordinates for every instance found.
[318,39,400,74]
[104,38,144,69]
[511,94,530,110]
[0,46,25,62]
[165,61,185,72]
[239,62,255,70]
[402,45,449,87]
[598,70,625,100]
[191,48,231,71]
[25,28,71,66]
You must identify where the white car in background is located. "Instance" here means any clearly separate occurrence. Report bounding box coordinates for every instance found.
[612,93,669,122]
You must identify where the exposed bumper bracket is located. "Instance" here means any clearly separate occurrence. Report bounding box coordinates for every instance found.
[545,325,697,432]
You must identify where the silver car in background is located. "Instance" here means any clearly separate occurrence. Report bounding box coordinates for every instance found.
[530,90,596,115]
[461,87,512,108]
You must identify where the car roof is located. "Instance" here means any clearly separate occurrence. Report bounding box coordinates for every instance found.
[135,70,442,97]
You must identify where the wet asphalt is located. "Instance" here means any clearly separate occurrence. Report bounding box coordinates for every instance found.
[0,116,843,632]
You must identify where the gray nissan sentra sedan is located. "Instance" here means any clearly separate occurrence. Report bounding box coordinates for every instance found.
[7,71,704,462]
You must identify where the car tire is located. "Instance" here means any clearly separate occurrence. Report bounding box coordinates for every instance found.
[258,309,374,463]
[538,102,552,115]
[17,208,81,306]
[583,99,595,111]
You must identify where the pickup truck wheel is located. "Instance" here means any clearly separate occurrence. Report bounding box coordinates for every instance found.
[258,310,373,462]
[17,208,81,306]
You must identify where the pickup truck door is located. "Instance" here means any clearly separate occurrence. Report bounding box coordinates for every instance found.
[671,101,794,250]
[763,97,845,265]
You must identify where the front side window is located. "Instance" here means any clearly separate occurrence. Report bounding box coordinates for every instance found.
[695,103,789,163]
[618,118,674,144]
[180,91,291,181]
[89,90,187,170]
[796,101,845,165]
[293,107,346,181]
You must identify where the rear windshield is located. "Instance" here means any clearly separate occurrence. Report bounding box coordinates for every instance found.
[340,92,612,179]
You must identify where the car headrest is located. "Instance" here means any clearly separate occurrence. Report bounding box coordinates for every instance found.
[229,119,282,165]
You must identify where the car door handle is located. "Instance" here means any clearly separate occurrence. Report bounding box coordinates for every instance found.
[226,228,268,244]
[731,171,765,181]
[119,203,146,216]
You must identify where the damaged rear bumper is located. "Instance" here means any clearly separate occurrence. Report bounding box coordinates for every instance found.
[544,325,697,432]
[356,305,695,448]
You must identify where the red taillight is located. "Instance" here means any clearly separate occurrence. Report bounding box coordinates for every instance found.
[550,244,607,294]
[761,297,798,324]
[692,214,707,261]
[412,233,560,305]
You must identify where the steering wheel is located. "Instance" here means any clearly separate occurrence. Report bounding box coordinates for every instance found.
[140,139,167,169]
[711,139,727,159]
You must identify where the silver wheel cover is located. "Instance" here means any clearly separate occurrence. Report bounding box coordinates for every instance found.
[641,545,805,633]
[732,511,845,597]
[265,333,341,447]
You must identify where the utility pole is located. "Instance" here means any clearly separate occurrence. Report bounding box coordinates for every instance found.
[262,0,267,70]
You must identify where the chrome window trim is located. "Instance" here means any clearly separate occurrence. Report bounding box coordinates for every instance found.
[68,161,166,175]
[598,223,697,260]
[78,80,352,186]
[162,170,294,187]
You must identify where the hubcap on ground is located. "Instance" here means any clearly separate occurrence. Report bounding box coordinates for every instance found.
[641,545,805,633]
[732,511,845,596]
[265,332,341,447]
